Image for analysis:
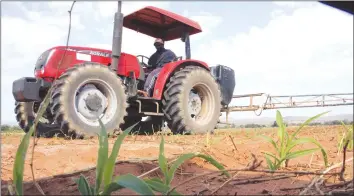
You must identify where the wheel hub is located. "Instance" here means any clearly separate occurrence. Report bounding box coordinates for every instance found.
[188,91,202,118]
[76,85,107,120]
[85,94,103,111]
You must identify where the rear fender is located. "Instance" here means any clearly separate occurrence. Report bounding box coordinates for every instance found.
[152,59,209,100]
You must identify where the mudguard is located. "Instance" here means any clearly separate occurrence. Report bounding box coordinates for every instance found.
[152,59,209,99]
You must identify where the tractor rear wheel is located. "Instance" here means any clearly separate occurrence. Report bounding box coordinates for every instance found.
[162,66,221,134]
[50,63,128,138]
[14,101,61,137]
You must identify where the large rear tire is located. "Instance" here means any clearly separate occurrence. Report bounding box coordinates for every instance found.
[50,63,128,138]
[162,66,221,134]
[14,101,61,137]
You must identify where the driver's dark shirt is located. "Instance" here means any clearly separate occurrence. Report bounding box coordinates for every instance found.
[148,48,166,68]
[148,48,176,68]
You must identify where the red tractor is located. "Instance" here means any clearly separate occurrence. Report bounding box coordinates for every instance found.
[12,3,236,138]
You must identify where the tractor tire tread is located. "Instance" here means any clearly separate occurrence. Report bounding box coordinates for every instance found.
[162,66,221,134]
[14,101,60,138]
[50,62,128,139]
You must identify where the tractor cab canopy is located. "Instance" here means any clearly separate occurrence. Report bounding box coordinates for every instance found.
[123,6,202,41]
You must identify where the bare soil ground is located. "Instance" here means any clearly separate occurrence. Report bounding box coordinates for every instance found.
[1,125,353,195]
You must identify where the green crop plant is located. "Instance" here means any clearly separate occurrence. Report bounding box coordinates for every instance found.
[75,120,158,195]
[337,121,353,155]
[11,95,229,195]
[11,92,52,195]
[259,110,329,171]
[143,136,230,195]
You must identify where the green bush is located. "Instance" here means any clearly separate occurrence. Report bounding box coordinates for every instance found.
[1,125,11,131]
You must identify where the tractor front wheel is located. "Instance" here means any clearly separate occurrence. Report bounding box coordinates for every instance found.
[50,63,128,138]
[162,66,221,134]
[14,101,61,137]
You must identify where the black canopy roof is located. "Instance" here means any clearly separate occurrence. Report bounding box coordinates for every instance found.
[320,1,354,15]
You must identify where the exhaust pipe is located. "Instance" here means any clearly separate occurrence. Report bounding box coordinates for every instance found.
[111,1,123,72]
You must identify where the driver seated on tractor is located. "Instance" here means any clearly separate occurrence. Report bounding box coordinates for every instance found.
[138,38,177,97]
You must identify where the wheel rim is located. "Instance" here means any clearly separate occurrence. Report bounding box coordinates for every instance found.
[187,83,216,124]
[74,79,118,127]
[188,90,202,119]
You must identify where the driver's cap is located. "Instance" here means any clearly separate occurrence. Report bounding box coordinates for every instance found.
[154,38,164,45]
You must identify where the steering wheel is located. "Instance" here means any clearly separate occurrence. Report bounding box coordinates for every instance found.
[174,56,183,61]
[136,55,150,68]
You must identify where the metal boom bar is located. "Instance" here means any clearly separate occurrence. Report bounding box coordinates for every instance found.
[221,93,353,123]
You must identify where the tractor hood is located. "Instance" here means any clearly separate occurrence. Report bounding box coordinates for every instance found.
[123,6,202,41]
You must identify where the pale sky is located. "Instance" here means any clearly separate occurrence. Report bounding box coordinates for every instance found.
[1,1,353,125]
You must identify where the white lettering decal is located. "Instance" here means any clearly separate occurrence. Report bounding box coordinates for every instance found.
[89,51,110,57]
[76,53,91,61]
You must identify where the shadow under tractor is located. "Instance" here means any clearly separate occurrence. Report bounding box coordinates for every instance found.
[12,4,236,139]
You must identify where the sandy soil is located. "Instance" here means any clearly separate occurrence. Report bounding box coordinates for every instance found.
[1,125,353,195]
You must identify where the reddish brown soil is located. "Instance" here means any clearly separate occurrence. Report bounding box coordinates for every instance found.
[1,125,353,195]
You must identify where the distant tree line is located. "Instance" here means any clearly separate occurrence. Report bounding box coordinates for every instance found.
[289,120,353,127]
[240,124,266,128]
[323,120,353,125]
[2,119,353,132]
[1,124,21,132]
[216,119,353,129]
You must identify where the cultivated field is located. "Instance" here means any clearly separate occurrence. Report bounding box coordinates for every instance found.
[1,125,353,195]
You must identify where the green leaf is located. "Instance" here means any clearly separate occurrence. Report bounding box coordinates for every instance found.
[319,147,329,167]
[144,178,174,195]
[196,154,230,177]
[276,111,287,158]
[90,187,95,195]
[264,154,276,171]
[101,182,123,195]
[166,153,195,185]
[291,111,329,139]
[287,137,328,167]
[76,175,93,195]
[13,92,52,195]
[337,131,346,153]
[340,121,353,144]
[258,135,279,153]
[158,136,168,183]
[284,148,319,160]
[262,151,280,163]
[276,110,285,141]
[113,174,155,195]
[286,137,317,152]
[167,153,230,185]
[13,126,33,195]
[95,119,109,194]
[103,123,138,188]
